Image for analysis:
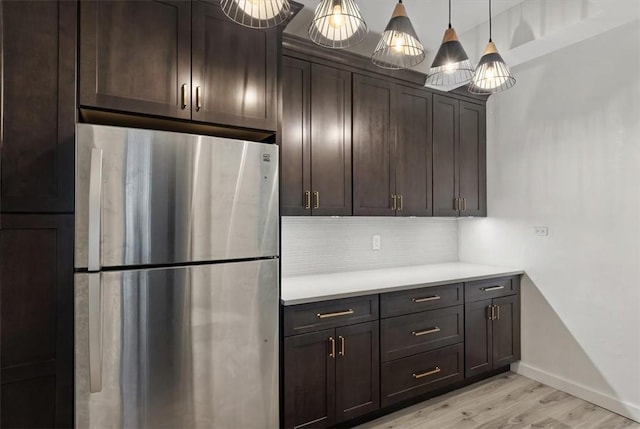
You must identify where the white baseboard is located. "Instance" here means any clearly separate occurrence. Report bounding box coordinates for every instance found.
[511,362,640,423]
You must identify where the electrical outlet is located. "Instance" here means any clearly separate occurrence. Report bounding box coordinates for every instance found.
[372,235,381,250]
[534,226,549,236]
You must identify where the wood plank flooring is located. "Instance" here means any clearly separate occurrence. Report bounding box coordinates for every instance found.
[355,372,639,429]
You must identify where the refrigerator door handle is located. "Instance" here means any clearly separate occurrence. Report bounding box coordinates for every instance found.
[88,273,103,393]
[88,148,103,272]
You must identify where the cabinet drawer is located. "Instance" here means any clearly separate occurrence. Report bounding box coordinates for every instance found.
[380,283,462,318]
[465,276,520,303]
[381,343,464,407]
[284,295,379,337]
[380,306,463,362]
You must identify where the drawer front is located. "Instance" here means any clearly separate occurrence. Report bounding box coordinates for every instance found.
[284,295,379,337]
[381,343,464,407]
[380,283,462,318]
[380,306,463,362]
[465,276,520,303]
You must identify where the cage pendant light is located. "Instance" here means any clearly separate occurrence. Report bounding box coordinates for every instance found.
[371,0,425,70]
[221,0,291,29]
[425,0,474,86]
[309,0,367,49]
[469,0,516,94]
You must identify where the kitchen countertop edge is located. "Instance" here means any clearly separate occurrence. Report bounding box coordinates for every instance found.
[280,263,525,306]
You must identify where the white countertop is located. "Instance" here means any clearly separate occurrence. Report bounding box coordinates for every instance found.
[281,262,524,305]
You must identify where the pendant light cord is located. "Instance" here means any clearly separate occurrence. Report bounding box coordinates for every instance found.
[489,0,492,42]
[448,0,452,28]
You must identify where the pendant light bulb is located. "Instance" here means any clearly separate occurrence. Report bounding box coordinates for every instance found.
[371,0,425,70]
[221,0,291,28]
[469,0,516,94]
[425,0,474,87]
[309,0,368,49]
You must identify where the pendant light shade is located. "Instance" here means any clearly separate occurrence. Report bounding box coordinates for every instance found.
[371,1,425,70]
[469,0,515,94]
[309,0,367,49]
[221,0,290,29]
[425,1,474,86]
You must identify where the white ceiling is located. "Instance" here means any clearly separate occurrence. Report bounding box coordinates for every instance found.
[286,0,525,55]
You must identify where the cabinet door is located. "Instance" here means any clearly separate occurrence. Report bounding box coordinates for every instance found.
[192,1,277,131]
[281,57,311,216]
[0,215,74,428]
[493,295,521,367]
[395,86,433,217]
[79,0,192,119]
[432,95,459,217]
[465,299,493,378]
[335,322,380,423]
[310,64,352,216]
[459,101,487,216]
[1,1,75,213]
[353,75,396,216]
[284,330,336,429]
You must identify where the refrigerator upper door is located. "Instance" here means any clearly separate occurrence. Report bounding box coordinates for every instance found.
[75,259,279,429]
[75,124,278,269]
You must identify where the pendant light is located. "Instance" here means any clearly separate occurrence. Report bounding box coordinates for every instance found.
[469,0,516,94]
[425,0,474,86]
[309,0,367,49]
[371,0,425,70]
[221,0,291,29]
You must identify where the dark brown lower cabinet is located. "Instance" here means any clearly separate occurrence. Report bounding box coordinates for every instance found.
[465,294,521,378]
[0,215,74,428]
[283,322,379,428]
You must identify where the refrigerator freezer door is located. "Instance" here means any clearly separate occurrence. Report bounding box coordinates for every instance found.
[75,259,279,429]
[75,124,278,269]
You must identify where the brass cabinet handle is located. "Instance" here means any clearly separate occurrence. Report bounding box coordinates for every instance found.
[482,285,505,292]
[487,305,493,320]
[339,336,345,356]
[305,191,311,210]
[398,194,403,211]
[495,304,500,320]
[413,367,441,379]
[313,191,320,209]
[392,194,397,210]
[196,86,202,111]
[462,197,467,211]
[412,327,441,336]
[412,295,440,303]
[316,309,354,319]
[329,337,335,358]
[454,197,459,211]
[181,83,188,109]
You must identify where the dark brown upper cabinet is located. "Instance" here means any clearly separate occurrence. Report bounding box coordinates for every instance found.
[191,1,277,130]
[281,57,352,216]
[80,0,278,131]
[1,0,76,213]
[433,95,487,217]
[353,75,433,216]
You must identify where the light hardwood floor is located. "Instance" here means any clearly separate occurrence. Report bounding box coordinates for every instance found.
[355,372,639,429]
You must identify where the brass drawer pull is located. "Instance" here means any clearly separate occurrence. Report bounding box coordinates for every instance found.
[412,295,440,303]
[392,194,397,210]
[412,327,441,336]
[313,191,320,209]
[413,367,441,379]
[398,194,403,211]
[482,285,505,292]
[329,337,335,358]
[195,86,202,111]
[495,304,500,320]
[305,191,311,210]
[339,336,345,356]
[316,309,354,319]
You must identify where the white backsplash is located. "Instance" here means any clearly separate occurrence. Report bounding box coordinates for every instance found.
[281,217,459,277]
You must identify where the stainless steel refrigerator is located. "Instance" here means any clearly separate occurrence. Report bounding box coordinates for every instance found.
[74,124,279,428]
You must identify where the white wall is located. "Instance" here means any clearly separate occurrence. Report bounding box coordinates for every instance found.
[458,20,640,421]
[281,217,458,277]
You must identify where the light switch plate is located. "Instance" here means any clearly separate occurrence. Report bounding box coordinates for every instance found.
[534,226,549,236]
[372,234,381,250]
